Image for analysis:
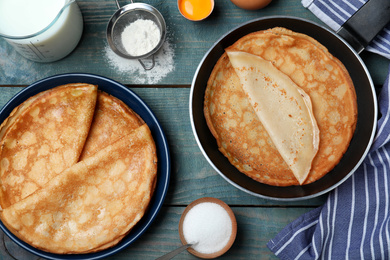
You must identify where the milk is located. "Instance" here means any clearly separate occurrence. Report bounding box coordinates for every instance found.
[0,0,83,62]
[0,0,65,36]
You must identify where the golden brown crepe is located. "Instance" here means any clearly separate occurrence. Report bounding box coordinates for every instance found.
[79,91,144,160]
[1,124,157,254]
[226,51,320,184]
[0,83,97,208]
[204,27,357,186]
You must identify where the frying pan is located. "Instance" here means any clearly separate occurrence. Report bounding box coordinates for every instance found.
[190,1,390,200]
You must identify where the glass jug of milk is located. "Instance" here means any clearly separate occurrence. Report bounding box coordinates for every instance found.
[0,0,83,62]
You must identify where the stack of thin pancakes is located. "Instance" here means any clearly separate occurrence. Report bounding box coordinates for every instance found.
[204,27,357,186]
[0,83,157,254]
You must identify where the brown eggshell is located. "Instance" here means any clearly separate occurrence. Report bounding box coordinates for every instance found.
[230,0,272,10]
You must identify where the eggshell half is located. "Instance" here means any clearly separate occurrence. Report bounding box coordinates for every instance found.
[230,0,272,10]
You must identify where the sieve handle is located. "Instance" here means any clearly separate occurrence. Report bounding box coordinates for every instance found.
[115,0,134,9]
[138,55,156,70]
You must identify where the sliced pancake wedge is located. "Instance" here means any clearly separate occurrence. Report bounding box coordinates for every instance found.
[226,51,319,184]
[79,91,144,160]
[0,83,97,208]
[204,27,357,186]
[1,124,157,254]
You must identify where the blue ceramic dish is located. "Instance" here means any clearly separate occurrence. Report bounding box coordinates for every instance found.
[0,73,171,260]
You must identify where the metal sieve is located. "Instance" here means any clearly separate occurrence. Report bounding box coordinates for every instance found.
[106,0,167,70]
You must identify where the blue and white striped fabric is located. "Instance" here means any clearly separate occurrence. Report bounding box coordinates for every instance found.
[267,0,390,259]
[301,0,390,59]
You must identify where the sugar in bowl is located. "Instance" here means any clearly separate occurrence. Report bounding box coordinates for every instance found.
[179,197,237,258]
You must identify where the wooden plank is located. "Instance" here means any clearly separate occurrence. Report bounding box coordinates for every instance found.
[0,206,312,259]
[0,86,326,207]
[106,206,313,259]
[0,0,387,85]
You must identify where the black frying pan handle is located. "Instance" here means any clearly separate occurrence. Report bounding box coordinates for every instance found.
[337,0,390,53]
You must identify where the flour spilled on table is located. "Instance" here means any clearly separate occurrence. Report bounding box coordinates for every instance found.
[104,36,175,84]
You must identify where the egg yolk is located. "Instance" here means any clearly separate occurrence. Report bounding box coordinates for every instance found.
[179,0,213,20]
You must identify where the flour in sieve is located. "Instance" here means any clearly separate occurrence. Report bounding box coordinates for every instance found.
[121,19,161,56]
[104,36,175,84]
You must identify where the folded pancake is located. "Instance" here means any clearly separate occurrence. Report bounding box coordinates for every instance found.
[0,83,97,208]
[1,124,157,254]
[226,51,319,184]
[204,27,357,186]
[79,91,144,160]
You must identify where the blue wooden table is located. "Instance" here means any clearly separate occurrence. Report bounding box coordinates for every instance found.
[0,0,388,259]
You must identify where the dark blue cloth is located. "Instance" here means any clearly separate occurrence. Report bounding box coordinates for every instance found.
[267,0,390,258]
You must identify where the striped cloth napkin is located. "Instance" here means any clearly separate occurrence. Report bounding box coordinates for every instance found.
[267,0,390,259]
